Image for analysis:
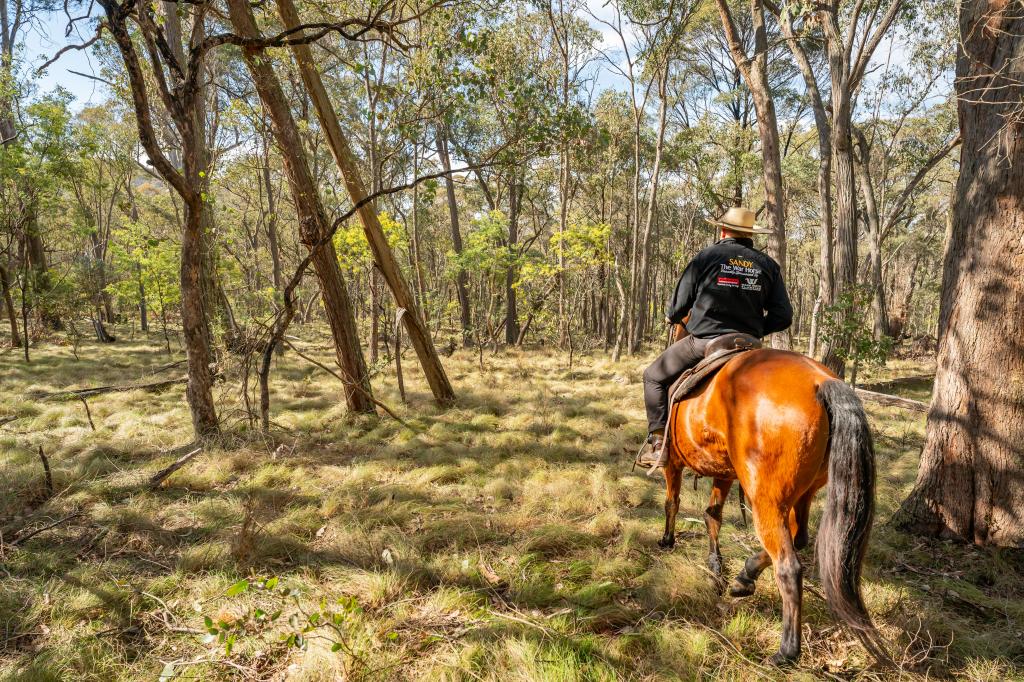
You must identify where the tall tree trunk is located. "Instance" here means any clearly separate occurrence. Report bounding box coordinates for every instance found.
[716,0,789,349]
[853,130,890,338]
[779,10,833,357]
[100,0,220,439]
[24,212,62,331]
[632,66,670,354]
[227,0,375,414]
[136,261,148,332]
[1,262,21,347]
[505,178,522,345]
[896,0,1024,547]
[437,124,471,346]
[180,198,221,436]
[262,158,283,294]
[275,0,455,404]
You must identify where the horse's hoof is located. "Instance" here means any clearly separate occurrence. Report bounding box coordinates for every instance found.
[657,535,675,550]
[728,578,755,598]
[707,554,723,578]
[763,651,798,668]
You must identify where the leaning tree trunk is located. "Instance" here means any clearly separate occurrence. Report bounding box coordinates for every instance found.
[895,0,1024,547]
[227,0,375,414]
[275,0,455,404]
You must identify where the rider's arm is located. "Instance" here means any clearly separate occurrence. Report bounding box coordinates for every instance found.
[763,266,794,334]
[665,258,701,324]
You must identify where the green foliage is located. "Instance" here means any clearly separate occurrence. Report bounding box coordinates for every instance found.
[107,215,181,317]
[201,575,365,665]
[820,285,894,385]
[334,211,407,273]
[452,210,517,282]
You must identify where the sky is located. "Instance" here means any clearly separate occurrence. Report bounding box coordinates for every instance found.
[28,10,106,107]
[26,1,941,118]
[27,0,636,108]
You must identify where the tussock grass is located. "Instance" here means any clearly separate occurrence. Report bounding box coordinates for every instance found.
[0,331,1020,680]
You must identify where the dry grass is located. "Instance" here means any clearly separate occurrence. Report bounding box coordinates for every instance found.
[0,328,1021,681]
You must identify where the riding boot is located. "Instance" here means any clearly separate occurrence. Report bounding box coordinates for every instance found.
[634,432,664,469]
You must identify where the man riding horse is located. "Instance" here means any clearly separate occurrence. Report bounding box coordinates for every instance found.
[636,206,793,470]
[629,208,887,666]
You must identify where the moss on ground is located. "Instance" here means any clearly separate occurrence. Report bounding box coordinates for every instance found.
[0,330,1020,681]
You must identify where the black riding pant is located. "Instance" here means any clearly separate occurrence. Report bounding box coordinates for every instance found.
[643,335,712,433]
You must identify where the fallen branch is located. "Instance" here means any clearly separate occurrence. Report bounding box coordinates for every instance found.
[282,338,417,431]
[11,511,82,546]
[0,415,17,427]
[148,447,203,489]
[854,387,928,413]
[31,375,189,401]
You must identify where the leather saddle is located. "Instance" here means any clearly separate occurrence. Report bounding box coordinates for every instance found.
[667,332,762,404]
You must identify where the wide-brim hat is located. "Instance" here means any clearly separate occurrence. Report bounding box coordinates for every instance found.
[705,206,773,234]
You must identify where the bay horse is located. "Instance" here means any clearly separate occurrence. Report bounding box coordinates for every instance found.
[659,346,888,666]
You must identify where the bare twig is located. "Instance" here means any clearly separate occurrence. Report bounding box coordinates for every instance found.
[38,446,53,497]
[11,511,82,546]
[78,396,96,431]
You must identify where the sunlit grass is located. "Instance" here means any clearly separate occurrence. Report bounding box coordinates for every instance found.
[0,328,1019,680]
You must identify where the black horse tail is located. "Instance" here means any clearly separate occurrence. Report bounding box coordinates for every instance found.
[816,379,891,665]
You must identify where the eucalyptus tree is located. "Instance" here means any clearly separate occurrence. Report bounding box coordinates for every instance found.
[224,0,377,416]
[591,0,700,355]
[896,0,1024,547]
[90,0,224,437]
[273,0,456,405]
[770,0,911,372]
[69,104,138,336]
[536,0,597,342]
[713,0,791,351]
[448,5,563,345]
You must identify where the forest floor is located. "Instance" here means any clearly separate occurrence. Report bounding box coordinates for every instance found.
[1,328,1022,681]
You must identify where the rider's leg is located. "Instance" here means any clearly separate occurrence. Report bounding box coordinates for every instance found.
[637,336,709,467]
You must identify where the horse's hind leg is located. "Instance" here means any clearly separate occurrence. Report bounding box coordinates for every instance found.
[704,478,733,581]
[790,485,820,551]
[658,463,682,549]
[730,485,819,597]
[728,549,771,597]
[757,510,803,665]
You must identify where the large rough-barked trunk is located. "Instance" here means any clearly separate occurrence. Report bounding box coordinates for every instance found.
[896,0,1024,547]
[226,0,374,414]
[505,178,522,345]
[274,0,455,405]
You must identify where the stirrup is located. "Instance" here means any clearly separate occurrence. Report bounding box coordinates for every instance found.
[633,438,664,471]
